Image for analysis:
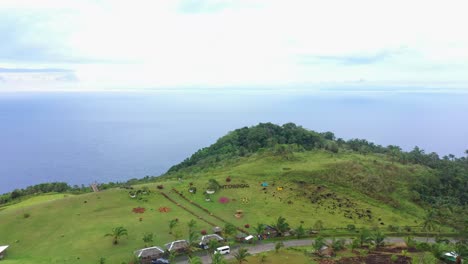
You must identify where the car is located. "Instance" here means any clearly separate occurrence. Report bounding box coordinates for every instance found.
[151,258,170,264]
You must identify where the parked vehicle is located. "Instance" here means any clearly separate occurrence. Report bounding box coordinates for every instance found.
[214,245,230,255]
[151,258,170,264]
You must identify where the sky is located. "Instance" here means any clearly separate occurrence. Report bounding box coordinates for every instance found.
[1,0,468,91]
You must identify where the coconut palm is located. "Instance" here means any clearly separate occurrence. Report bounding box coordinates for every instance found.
[234,247,251,264]
[188,256,203,264]
[275,241,284,253]
[357,228,373,247]
[104,226,128,245]
[253,223,265,240]
[169,219,178,234]
[422,210,437,242]
[224,223,237,241]
[372,230,386,248]
[142,232,154,247]
[211,252,227,264]
[188,219,197,233]
[272,216,289,236]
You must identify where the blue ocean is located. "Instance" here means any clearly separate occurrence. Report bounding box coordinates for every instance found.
[1,90,467,194]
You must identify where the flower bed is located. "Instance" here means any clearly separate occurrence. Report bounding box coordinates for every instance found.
[132,207,146,213]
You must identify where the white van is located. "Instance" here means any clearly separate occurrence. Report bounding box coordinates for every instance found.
[214,245,230,255]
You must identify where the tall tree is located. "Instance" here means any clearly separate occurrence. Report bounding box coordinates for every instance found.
[224,223,237,241]
[272,216,289,236]
[211,252,227,264]
[104,226,128,245]
[169,219,178,234]
[422,210,437,242]
[234,248,251,264]
[142,232,154,247]
[372,230,386,248]
[188,219,197,233]
[188,256,203,264]
[357,228,372,247]
[253,223,265,238]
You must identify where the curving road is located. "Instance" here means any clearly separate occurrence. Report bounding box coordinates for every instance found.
[174,237,447,264]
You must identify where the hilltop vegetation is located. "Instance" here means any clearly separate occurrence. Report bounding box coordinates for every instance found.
[166,123,468,230]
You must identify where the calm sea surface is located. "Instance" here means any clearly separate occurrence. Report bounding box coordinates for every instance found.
[1,90,467,194]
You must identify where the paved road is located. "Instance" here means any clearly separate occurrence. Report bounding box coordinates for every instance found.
[174,237,447,264]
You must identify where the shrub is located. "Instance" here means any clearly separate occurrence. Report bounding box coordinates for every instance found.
[23,213,30,218]
[244,224,250,228]
[346,224,356,231]
[390,254,398,262]
[157,185,164,189]
[415,242,431,251]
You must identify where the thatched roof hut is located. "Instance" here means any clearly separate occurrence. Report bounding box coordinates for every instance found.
[165,240,189,253]
[212,226,222,234]
[134,246,165,264]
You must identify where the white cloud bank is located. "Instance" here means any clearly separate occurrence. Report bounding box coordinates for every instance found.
[0,0,467,91]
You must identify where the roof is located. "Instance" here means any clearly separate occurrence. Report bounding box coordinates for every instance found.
[0,245,9,254]
[164,240,189,251]
[235,233,248,239]
[134,246,165,258]
[212,226,222,232]
[245,235,254,240]
[200,234,224,244]
[264,225,278,231]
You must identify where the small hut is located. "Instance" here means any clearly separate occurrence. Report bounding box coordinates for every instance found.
[261,182,268,187]
[134,246,165,264]
[212,226,222,235]
[264,225,279,238]
[165,240,189,253]
[318,245,335,258]
[0,245,9,260]
[199,234,224,249]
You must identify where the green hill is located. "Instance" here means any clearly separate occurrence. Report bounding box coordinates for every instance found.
[0,123,466,263]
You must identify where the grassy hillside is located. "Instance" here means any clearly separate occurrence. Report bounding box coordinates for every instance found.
[0,149,452,264]
[1,123,465,263]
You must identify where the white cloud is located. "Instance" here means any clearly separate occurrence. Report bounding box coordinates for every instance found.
[1,0,467,90]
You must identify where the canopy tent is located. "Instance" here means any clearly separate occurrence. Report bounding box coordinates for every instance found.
[0,245,9,259]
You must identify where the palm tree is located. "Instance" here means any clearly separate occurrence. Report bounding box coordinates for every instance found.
[142,232,154,247]
[186,231,200,257]
[169,219,178,234]
[206,239,220,257]
[313,220,324,231]
[188,219,197,233]
[188,256,203,264]
[275,241,284,253]
[211,252,227,264]
[253,223,265,239]
[312,236,325,252]
[357,228,372,247]
[422,210,437,242]
[234,247,251,264]
[295,225,305,238]
[372,230,386,248]
[224,223,237,241]
[104,226,128,245]
[273,216,289,236]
